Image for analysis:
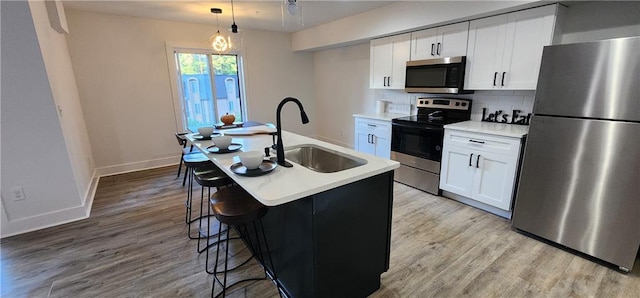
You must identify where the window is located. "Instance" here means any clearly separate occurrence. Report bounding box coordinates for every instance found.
[174,51,245,132]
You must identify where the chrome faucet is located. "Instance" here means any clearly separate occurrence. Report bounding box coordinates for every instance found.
[276,97,310,167]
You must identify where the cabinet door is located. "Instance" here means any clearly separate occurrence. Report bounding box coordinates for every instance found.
[356,131,376,155]
[389,33,411,89]
[465,14,508,90]
[373,134,391,159]
[410,28,438,61]
[370,38,392,88]
[437,22,469,57]
[440,145,475,197]
[501,5,557,89]
[471,151,518,211]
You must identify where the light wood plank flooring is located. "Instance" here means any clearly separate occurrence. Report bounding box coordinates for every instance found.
[1,166,638,297]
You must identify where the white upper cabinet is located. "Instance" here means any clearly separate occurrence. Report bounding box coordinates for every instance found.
[410,22,469,60]
[465,5,563,90]
[370,33,411,89]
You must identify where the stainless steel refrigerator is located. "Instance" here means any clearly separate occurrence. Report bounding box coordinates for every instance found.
[512,36,640,272]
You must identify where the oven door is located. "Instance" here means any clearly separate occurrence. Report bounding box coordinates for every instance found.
[391,122,444,161]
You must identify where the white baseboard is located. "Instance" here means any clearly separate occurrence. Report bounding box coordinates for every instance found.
[1,157,177,238]
[96,156,178,177]
[0,170,100,238]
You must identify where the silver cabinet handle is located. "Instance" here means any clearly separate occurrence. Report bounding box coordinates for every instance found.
[476,154,481,168]
[469,139,485,144]
[469,153,473,167]
[367,124,377,127]
[437,42,441,55]
[501,72,506,86]
[493,72,498,86]
[431,43,435,56]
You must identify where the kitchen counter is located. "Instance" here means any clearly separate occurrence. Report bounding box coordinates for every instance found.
[187,127,399,206]
[188,126,399,297]
[444,120,529,138]
[353,112,409,122]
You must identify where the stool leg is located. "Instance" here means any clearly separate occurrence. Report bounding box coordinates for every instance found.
[182,164,189,186]
[222,227,231,297]
[212,222,224,297]
[185,167,192,224]
[177,153,184,178]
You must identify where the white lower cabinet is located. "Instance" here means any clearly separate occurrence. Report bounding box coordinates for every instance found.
[440,129,522,211]
[354,117,391,159]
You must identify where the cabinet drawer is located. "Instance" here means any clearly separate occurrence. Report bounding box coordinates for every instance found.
[355,118,391,136]
[444,129,522,156]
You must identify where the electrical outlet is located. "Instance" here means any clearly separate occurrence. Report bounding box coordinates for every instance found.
[11,186,26,201]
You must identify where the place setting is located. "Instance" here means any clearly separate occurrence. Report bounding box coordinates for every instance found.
[193,127,221,140]
[230,151,277,177]
[204,135,244,154]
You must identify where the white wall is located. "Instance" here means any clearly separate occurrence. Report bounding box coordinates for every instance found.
[1,1,94,237]
[313,43,374,147]
[561,1,640,44]
[65,11,316,175]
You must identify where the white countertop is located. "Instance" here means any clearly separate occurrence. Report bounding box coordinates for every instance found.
[187,126,400,206]
[353,112,409,122]
[444,121,529,138]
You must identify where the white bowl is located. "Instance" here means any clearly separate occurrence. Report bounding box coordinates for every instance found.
[239,151,264,170]
[212,135,232,149]
[197,126,214,137]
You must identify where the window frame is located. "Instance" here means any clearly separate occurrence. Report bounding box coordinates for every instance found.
[165,44,248,133]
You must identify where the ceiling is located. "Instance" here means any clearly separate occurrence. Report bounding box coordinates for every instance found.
[62,1,395,33]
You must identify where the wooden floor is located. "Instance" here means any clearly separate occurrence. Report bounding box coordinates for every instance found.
[1,166,639,297]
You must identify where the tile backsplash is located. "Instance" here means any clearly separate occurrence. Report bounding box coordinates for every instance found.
[374,90,535,123]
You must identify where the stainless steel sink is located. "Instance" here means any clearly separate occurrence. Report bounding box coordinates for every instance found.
[284,144,367,173]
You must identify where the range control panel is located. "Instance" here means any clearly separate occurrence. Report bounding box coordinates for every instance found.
[417,98,471,111]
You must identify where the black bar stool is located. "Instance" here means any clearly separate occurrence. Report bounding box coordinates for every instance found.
[208,186,279,298]
[183,153,212,237]
[193,163,234,252]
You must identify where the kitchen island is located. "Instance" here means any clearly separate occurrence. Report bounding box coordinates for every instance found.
[188,127,399,297]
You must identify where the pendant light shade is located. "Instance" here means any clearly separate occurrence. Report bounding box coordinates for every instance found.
[209,8,231,54]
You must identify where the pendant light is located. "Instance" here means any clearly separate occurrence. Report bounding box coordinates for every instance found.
[281,0,303,27]
[208,8,231,54]
[228,0,242,51]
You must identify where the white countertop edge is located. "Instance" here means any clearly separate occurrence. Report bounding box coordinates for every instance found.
[188,127,400,206]
[444,121,529,138]
[233,163,399,206]
[353,112,410,122]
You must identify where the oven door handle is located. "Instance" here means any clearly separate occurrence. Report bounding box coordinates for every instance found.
[392,122,444,132]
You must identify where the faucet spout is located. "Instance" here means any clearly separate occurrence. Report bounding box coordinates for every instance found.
[276,97,310,167]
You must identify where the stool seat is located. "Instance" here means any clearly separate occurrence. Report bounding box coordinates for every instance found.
[211,187,267,225]
[194,164,233,188]
[183,152,210,166]
[208,186,278,298]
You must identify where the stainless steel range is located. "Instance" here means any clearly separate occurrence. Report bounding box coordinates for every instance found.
[391,98,471,194]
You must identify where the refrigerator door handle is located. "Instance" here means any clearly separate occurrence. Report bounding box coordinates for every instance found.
[469,153,473,167]
[476,154,481,168]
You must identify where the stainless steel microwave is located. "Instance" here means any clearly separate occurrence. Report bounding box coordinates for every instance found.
[404,56,470,94]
